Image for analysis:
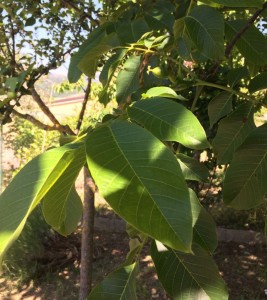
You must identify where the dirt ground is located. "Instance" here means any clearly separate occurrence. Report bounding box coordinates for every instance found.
[0,228,266,300]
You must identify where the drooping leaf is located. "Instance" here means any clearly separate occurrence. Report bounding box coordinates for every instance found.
[185,5,224,60]
[68,23,120,83]
[208,91,233,127]
[127,98,210,150]
[177,154,209,182]
[116,55,141,104]
[209,0,263,7]
[227,66,249,88]
[151,241,228,300]
[189,189,217,253]
[100,49,127,88]
[0,143,84,265]
[42,144,85,236]
[212,103,256,164]
[88,263,137,300]
[225,20,267,66]
[223,123,267,209]
[248,72,267,93]
[141,86,187,100]
[86,120,193,252]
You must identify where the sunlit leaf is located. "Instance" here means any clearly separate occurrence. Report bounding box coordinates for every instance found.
[141,86,186,100]
[223,123,267,209]
[42,144,85,236]
[86,120,193,252]
[209,0,263,7]
[128,98,210,150]
[0,143,84,265]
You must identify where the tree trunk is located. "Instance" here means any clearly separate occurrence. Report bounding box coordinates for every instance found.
[79,167,95,300]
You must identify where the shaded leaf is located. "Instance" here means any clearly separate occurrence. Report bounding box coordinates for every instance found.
[208,91,233,127]
[68,24,120,83]
[86,121,192,252]
[88,263,137,300]
[223,123,267,209]
[177,154,209,182]
[128,98,210,150]
[209,0,263,7]
[212,103,256,164]
[42,144,85,236]
[248,72,267,93]
[0,143,84,265]
[116,18,150,44]
[141,86,187,100]
[189,189,217,253]
[116,55,141,104]
[151,241,228,300]
[25,16,36,26]
[185,6,224,60]
[227,67,249,88]
[225,20,267,66]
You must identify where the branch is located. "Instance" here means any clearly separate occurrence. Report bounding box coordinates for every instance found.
[60,0,99,26]
[12,109,62,131]
[225,2,267,57]
[29,86,75,135]
[75,79,92,134]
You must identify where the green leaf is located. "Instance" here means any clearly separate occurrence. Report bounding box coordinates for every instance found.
[116,55,141,104]
[144,1,175,31]
[25,16,36,26]
[185,6,224,60]
[127,98,210,150]
[177,154,209,182]
[151,241,228,300]
[212,103,256,164]
[208,91,233,127]
[86,121,193,252]
[223,123,267,209]
[100,49,127,88]
[209,0,263,7]
[141,86,187,100]
[116,18,150,44]
[42,145,85,236]
[68,24,120,83]
[225,20,267,66]
[248,72,267,93]
[189,189,217,253]
[5,77,18,92]
[0,143,84,265]
[227,67,249,87]
[88,263,137,300]
[265,216,267,241]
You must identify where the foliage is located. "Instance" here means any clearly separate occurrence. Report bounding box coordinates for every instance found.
[1,0,267,299]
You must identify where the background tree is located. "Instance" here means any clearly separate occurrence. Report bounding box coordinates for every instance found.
[1,0,267,299]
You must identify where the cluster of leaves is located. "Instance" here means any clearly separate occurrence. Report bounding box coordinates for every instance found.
[1,0,267,299]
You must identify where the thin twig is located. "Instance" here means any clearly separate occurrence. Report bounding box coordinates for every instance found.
[60,0,99,25]
[225,2,267,57]
[76,79,92,134]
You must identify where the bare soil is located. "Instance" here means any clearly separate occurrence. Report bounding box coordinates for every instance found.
[0,229,266,300]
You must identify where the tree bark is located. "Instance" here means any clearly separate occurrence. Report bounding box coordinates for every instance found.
[79,167,96,300]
